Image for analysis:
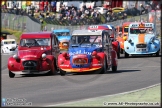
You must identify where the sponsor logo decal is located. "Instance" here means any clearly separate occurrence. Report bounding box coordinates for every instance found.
[69,50,92,56]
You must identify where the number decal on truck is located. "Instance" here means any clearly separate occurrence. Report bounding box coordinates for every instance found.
[89,26,98,28]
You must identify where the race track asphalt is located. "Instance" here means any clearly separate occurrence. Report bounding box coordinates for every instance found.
[1,54,161,106]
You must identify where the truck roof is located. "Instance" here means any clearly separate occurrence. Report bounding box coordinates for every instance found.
[20,32,53,39]
[53,29,70,32]
[72,30,102,36]
[122,22,133,26]
[2,39,16,42]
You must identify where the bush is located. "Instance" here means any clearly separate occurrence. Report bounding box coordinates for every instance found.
[2,28,23,42]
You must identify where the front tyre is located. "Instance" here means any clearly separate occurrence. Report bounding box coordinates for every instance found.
[60,70,66,76]
[100,58,107,74]
[120,48,123,54]
[48,61,57,75]
[9,70,15,78]
[112,66,117,72]
[54,57,58,71]
[155,50,160,57]
[124,51,129,58]
[117,52,120,59]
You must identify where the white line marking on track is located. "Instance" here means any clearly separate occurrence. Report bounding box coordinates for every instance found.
[44,83,161,107]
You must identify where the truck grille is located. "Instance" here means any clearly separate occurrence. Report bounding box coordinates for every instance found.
[10,49,15,51]
[23,60,37,70]
[62,42,69,47]
[73,58,88,65]
[136,44,147,48]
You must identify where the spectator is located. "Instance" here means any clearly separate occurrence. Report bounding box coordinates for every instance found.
[92,10,97,17]
[81,7,85,14]
[40,12,45,18]
[71,4,75,10]
[77,9,82,19]
[59,14,63,20]
[83,4,86,10]
[123,13,127,19]
[85,9,89,15]
[46,12,50,19]
[48,3,51,12]
[44,5,48,12]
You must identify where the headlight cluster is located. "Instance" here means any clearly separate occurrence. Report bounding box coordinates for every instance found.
[128,39,133,44]
[42,53,47,59]
[150,37,155,43]
[13,54,19,59]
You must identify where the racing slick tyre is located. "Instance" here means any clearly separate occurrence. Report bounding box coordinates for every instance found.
[117,47,120,59]
[9,70,15,78]
[60,70,66,76]
[48,61,57,75]
[100,58,107,74]
[120,48,123,54]
[54,57,59,71]
[112,66,117,72]
[124,51,129,58]
[155,50,160,57]
[117,52,120,59]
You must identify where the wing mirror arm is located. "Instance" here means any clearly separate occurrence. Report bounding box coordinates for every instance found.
[155,34,159,38]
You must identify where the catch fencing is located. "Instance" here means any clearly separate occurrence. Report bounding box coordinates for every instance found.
[1,12,161,36]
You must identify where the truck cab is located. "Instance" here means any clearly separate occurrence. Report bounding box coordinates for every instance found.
[1,39,17,54]
[8,32,60,78]
[88,25,120,58]
[116,22,132,54]
[124,22,160,57]
[53,29,71,51]
[58,30,118,76]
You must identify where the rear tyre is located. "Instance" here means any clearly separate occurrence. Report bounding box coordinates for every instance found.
[155,50,160,57]
[112,66,117,72]
[120,49,123,54]
[9,70,15,78]
[48,61,57,75]
[54,58,58,71]
[117,52,120,59]
[100,58,107,74]
[60,70,66,76]
[124,51,129,58]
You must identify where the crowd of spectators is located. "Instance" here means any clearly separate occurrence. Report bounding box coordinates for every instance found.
[1,1,161,25]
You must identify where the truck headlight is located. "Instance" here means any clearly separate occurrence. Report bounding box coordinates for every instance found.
[13,54,19,59]
[128,39,133,43]
[151,38,155,43]
[42,53,47,59]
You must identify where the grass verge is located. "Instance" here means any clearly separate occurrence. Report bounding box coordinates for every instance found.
[2,28,23,42]
[54,84,161,107]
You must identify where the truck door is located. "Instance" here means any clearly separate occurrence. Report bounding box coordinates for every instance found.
[103,32,112,66]
[52,34,59,58]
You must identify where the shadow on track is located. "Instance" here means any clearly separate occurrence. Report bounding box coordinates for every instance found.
[71,69,141,76]
[106,69,141,74]
[15,73,60,78]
